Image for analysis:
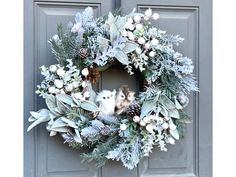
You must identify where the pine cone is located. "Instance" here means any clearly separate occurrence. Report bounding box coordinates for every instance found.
[78,48,88,59]
[124,102,141,117]
[100,126,111,135]
[88,68,100,83]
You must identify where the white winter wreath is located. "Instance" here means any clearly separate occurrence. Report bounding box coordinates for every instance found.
[27,7,198,169]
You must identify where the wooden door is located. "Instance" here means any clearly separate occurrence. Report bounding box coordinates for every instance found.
[24,0,212,177]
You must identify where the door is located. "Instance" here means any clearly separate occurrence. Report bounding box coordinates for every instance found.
[24,0,212,177]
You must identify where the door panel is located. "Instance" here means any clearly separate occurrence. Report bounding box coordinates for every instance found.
[24,0,212,177]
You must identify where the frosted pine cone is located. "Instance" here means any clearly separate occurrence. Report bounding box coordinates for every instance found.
[78,48,88,59]
[88,68,100,83]
[124,102,141,117]
[100,126,111,135]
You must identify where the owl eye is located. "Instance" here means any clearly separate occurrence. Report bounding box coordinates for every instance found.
[103,97,106,99]
[107,96,110,99]
[121,95,125,98]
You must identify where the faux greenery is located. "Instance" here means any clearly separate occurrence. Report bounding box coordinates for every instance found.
[28,7,198,170]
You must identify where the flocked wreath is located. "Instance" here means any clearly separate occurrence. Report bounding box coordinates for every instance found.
[27,7,198,170]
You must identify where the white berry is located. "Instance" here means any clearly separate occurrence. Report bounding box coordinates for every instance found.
[83,91,90,98]
[152,13,160,20]
[135,47,142,55]
[139,120,146,126]
[81,81,87,88]
[145,42,151,49]
[149,51,156,57]
[145,8,152,17]
[48,86,56,94]
[135,23,143,30]
[162,122,169,129]
[138,37,146,44]
[81,68,89,76]
[151,38,159,46]
[127,18,133,24]
[168,137,175,144]
[120,123,128,131]
[54,79,64,89]
[133,116,141,122]
[72,81,79,88]
[128,32,135,41]
[146,124,154,133]
[143,116,151,123]
[49,65,57,72]
[57,68,65,77]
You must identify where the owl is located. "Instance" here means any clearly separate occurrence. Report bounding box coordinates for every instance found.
[96,89,116,115]
[115,85,135,115]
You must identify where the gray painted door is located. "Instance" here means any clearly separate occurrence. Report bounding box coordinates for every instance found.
[24,0,212,177]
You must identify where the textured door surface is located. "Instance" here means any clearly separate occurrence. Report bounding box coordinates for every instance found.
[24,0,212,177]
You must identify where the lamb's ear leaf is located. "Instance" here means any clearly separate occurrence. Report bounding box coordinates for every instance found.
[45,94,61,116]
[159,95,176,110]
[123,41,138,54]
[140,99,156,118]
[80,100,99,112]
[170,129,180,140]
[115,49,130,65]
[168,109,180,119]
[56,94,73,105]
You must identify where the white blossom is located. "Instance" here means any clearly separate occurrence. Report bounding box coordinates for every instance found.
[127,17,133,24]
[72,81,79,88]
[128,32,135,40]
[81,68,89,76]
[152,13,160,20]
[138,37,146,44]
[135,23,143,30]
[151,38,159,46]
[65,84,73,92]
[134,15,141,23]
[120,123,128,131]
[145,8,152,17]
[54,79,64,89]
[133,116,140,122]
[57,68,65,77]
[49,65,57,72]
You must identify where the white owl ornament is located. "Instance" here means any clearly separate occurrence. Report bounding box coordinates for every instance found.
[96,89,116,115]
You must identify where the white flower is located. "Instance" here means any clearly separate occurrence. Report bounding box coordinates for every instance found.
[162,122,169,129]
[133,116,140,122]
[52,35,60,42]
[127,18,133,24]
[152,13,160,20]
[120,123,128,131]
[144,16,150,21]
[135,23,143,30]
[145,8,152,17]
[83,91,90,98]
[149,51,156,57]
[169,123,177,130]
[74,92,83,100]
[71,23,82,33]
[151,38,159,46]
[81,81,87,88]
[81,68,89,76]
[57,68,65,77]
[134,15,141,23]
[168,137,175,144]
[139,120,146,126]
[128,24,135,30]
[122,30,128,37]
[145,42,151,49]
[128,32,135,41]
[41,66,47,72]
[54,79,64,89]
[143,116,151,123]
[65,84,73,92]
[135,47,142,55]
[49,65,57,72]
[48,86,56,94]
[138,37,146,44]
[72,81,79,88]
[60,89,65,94]
[146,124,154,133]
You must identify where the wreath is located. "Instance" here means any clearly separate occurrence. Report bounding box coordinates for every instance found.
[27,7,198,170]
